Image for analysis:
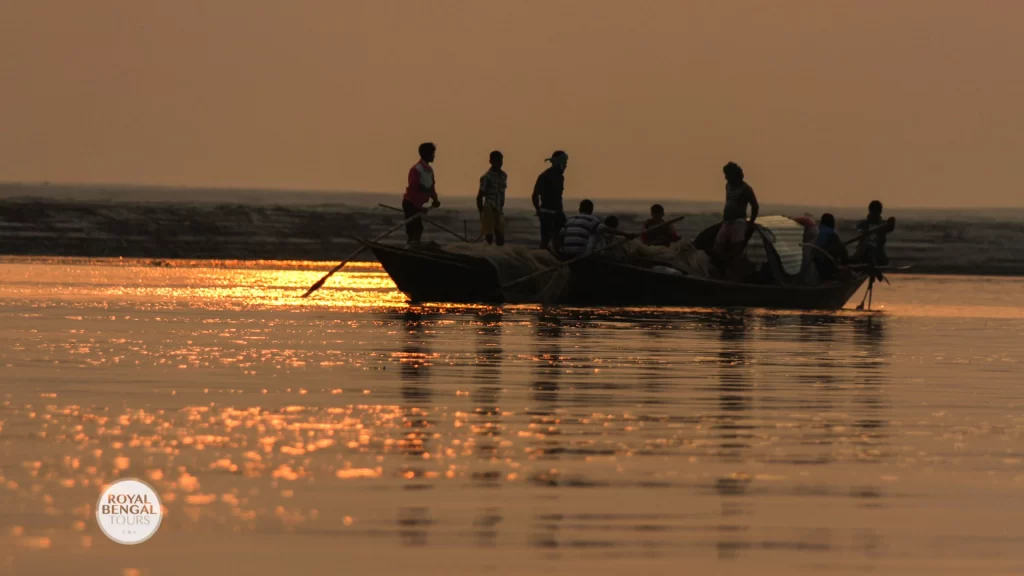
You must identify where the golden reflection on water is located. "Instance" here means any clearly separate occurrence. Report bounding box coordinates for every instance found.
[1,258,1024,574]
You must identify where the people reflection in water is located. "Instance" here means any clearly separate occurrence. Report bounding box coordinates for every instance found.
[398,311,433,457]
[711,312,755,558]
[851,315,889,434]
[530,314,565,461]
[472,312,504,462]
[531,315,563,408]
[715,312,754,457]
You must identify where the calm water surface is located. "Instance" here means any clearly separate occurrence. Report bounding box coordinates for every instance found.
[1,257,1022,575]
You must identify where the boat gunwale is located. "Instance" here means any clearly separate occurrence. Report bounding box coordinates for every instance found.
[578,257,868,294]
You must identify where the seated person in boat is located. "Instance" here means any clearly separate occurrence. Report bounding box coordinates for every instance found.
[812,213,849,282]
[555,200,632,259]
[477,150,507,246]
[712,162,759,278]
[403,142,442,244]
[598,215,631,258]
[853,200,889,266]
[641,204,681,247]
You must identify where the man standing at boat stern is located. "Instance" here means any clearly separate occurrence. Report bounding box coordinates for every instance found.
[477,151,507,246]
[532,150,568,250]
[854,200,890,266]
[713,162,759,272]
[403,142,442,244]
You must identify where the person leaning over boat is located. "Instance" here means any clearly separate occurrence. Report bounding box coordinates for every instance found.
[713,162,760,273]
[403,142,441,244]
[598,215,630,258]
[532,150,569,250]
[556,200,633,259]
[812,213,849,282]
[641,204,681,247]
[477,150,507,246]
[854,200,889,266]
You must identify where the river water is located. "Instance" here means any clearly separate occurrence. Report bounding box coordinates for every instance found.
[1,257,1022,575]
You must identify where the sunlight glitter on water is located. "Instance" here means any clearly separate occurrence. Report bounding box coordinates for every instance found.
[1,258,1023,575]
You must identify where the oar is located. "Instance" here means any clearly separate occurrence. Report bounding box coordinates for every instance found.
[377,204,470,242]
[844,217,896,246]
[502,215,686,290]
[856,276,875,311]
[301,209,429,298]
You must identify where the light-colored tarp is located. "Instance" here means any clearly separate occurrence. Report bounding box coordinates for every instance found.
[743,215,806,276]
[618,239,712,277]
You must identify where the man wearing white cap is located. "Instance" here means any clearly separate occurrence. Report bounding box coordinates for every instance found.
[531,150,569,250]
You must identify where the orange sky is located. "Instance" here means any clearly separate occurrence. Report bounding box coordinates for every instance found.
[1,0,1022,207]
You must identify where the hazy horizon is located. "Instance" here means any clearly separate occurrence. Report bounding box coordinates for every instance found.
[3,1,1023,208]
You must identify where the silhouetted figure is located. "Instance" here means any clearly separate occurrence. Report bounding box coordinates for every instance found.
[713,162,760,278]
[403,142,441,244]
[641,203,681,247]
[477,151,507,246]
[813,213,849,282]
[532,151,568,250]
[556,200,632,258]
[854,200,889,266]
[599,215,630,257]
[556,199,601,258]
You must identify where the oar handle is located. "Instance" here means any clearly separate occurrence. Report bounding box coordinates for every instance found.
[302,208,430,297]
[844,217,896,246]
[377,203,469,242]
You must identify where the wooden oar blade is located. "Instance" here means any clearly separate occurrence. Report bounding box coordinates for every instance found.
[301,277,328,298]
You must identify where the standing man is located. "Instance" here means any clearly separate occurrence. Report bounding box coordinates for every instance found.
[477,151,507,246]
[713,162,760,273]
[403,142,441,244]
[854,200,890,266]
[532,150,568,250]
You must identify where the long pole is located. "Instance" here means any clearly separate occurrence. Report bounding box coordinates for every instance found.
[301,209,428,298]
[844,217,896,246]
[377,204,469,242]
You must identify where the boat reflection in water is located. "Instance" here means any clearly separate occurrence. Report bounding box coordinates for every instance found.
[4,257,1022,575]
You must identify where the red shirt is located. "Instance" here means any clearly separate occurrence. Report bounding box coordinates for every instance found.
[641,218,680,247]
[404,160,438,206]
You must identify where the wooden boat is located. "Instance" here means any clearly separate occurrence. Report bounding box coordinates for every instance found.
[365,216,878,310]
[567,258,867,309]
[365,241,504,303]
[566,217,871,310]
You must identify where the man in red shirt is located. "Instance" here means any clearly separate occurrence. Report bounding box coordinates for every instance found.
[403,142,442,243]
[641,204,681,247]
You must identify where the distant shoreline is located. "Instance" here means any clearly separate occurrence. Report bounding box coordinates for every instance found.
[3,189,1024,277]
[4,181,1024,216]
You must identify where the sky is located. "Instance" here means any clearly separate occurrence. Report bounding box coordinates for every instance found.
[1,0,1022,208]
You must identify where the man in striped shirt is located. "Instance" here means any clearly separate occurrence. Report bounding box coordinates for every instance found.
[556,200,633,258]
[476,151,507,246]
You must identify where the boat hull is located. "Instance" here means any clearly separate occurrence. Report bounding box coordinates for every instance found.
[369,242,868,310]
[368,242,504,303]
[568,258,868,310]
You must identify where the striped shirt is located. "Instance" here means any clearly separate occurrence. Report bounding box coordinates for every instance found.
[478,169,507,211]
[560,214,604,257]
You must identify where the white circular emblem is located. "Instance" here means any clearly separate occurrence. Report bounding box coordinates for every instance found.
[96,479,163,545]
